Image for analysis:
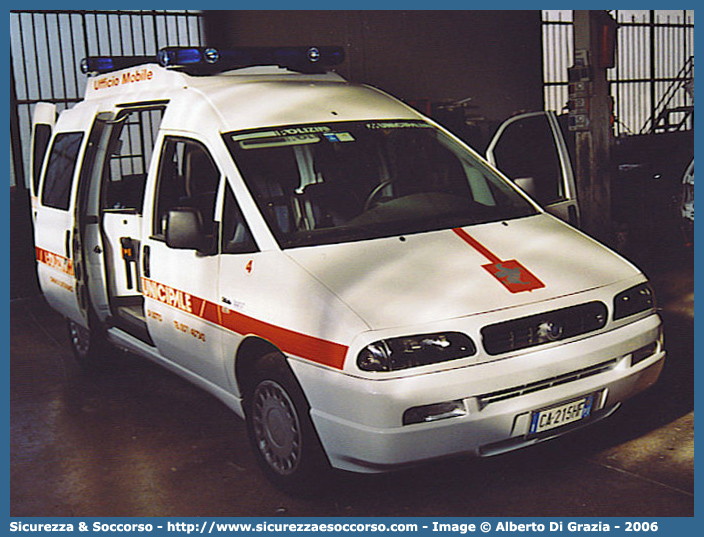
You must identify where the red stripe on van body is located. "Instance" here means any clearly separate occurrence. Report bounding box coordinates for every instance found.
[35,246,75,276]
[452,228,545,293]
[141,277,348,369]
[452,227,502,264]
[218,307,348,369]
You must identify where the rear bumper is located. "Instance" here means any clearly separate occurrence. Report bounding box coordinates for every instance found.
[290,314,664,473]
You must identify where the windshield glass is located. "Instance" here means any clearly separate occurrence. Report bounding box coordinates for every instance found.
[225,120,538,248]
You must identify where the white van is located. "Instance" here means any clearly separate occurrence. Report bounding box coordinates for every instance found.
[29,47,665,492]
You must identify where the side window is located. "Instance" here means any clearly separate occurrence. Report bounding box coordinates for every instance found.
[491,115,565,206]
[32,123,52,196]
[222,184,257,254]
[153,137,220,240]
[41,132,84,210]
[104,108,164,212]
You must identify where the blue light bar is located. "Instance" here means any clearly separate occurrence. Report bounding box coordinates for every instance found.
[156,46,345,73]
[80,56,155,75]
[80,46,345,77]
[157,47,220,67]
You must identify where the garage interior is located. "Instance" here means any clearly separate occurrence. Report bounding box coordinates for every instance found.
[10,10,693,517]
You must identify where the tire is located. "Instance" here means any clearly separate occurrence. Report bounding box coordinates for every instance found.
[67,318,110,370]
[244,353,331,494]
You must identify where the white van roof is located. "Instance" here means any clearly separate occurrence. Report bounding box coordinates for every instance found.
[84,63,348,101]
[81,47,420,131]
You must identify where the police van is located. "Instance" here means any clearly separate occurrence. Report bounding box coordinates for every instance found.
[29,46,665,491]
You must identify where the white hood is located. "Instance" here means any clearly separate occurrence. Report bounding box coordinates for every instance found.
[286,214,641,330]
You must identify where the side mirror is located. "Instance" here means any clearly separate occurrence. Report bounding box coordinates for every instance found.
[164,207,206,250]
[513,176,538,198]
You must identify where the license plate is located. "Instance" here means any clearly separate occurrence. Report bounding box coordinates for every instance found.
[529,394,594,435]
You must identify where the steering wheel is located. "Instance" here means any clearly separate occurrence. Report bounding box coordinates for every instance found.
[363,180,394,211]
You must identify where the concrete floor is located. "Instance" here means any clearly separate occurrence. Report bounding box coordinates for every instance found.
[10,246,693,517]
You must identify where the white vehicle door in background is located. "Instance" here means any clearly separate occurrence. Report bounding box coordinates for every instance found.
[486,111,580,227]
[33,104,98,326]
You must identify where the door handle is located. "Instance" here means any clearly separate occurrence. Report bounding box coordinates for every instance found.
[142,245,150,278]
[65,230,71,258]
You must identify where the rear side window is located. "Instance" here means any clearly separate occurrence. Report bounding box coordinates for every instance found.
[31,123,52,196]
[41,132,83,210]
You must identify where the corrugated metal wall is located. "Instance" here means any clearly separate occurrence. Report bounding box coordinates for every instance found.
[542,10,694,136]
[10,10,205,189]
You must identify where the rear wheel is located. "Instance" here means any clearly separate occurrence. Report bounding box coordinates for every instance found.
[67,318,110,370]
[245,353,330,494]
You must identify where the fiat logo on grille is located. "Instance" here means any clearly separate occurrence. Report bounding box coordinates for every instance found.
[537,320,564,342]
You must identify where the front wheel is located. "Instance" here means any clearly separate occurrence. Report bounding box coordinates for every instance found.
[245,354,330,494]
[67,318,110,370]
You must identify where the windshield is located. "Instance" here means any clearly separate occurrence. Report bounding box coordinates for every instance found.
[225,120,538,248]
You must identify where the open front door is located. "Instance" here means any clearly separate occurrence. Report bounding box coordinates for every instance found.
[486,111,580,227]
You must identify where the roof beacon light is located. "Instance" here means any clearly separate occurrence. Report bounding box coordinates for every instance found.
[308,47,321,62]
[203,47,220,63]
[156,46,345,74]
[157,47,219,67]
[81,55,155,75]
[80,46,344,77]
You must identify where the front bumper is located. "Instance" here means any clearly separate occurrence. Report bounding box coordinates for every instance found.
[290,314,664,473]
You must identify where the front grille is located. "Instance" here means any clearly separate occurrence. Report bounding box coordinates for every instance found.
[481,301,608,356]
[478,358,618,408]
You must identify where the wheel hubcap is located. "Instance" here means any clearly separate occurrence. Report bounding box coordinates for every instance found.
[69,321,90,357]
[252,380,302,475]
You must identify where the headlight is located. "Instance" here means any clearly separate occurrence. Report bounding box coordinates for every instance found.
[357,332,476,372]
[613,283,656,320]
